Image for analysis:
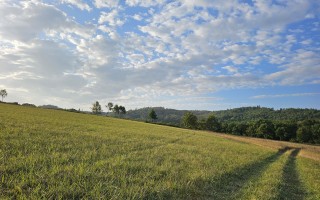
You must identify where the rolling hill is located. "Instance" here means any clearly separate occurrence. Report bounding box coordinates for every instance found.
[1,103,319,199]
[124,106,320,125]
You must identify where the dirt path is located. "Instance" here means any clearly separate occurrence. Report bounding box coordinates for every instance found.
[211,132,320,161]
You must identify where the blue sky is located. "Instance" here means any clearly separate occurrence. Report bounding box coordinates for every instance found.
[0,0,319,111]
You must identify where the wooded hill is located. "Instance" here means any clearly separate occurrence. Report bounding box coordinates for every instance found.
[125,106,320,125]
[125,106,320,144]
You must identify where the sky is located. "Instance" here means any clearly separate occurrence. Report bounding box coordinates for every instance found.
[0,0,320,111]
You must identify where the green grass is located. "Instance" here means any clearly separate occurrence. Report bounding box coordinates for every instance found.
[0,103,319,199]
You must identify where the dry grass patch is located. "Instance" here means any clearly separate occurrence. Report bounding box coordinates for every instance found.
[212,132,320,161]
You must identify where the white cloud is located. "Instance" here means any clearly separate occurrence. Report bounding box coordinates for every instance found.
[61,0,91,11]
[0,39,88,107]
[223,66,238,74]
[301,39,312,45]
[252,93,320,99]
[94,0,119,8]
[0,1,66,41]
[132,14,142,21]
[76,34,120,66]
[0,1,92,42]
[265,50,320,85]
[98,10,124,26]
[125,0,166,7]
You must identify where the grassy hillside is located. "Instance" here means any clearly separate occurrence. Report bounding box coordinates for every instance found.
[1,104,319,199]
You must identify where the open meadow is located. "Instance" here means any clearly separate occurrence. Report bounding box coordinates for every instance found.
[1,103,319,199]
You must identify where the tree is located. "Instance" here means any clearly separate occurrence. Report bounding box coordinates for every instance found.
[274,122,297,141]
[149,109,158,122]
[181,112,198,129]
[198,118,207,130]
[91,101,102,114]
[245,122,258,137]
[0,89,7,102]
[275,126,287,141]
[297,126,312,143]
[113,104,120,115]
[119,105,126,115]
[231,123,248,135]
[296,120,316,143]
[106,102,113,112]
[311,123,320,144]
[257,123,275,139]
[255,120,275,139]
[205,114,221,132]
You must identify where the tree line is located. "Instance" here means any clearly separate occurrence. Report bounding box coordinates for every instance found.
[213,106,320,123]
[91,101,126,116]
[181,112,320,144]
[125,106,320,127]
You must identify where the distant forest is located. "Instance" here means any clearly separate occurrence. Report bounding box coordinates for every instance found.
[125,106,320,144]
[125,106,320,124]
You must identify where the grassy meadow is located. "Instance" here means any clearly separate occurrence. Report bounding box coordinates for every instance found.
[0,103,319,199]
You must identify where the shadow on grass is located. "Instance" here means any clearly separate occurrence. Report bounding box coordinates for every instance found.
[277,148,307,200]
[143,147,291,199]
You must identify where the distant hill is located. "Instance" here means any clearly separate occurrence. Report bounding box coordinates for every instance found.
[38,105,61,109]
[125,107,211,126]
[125,106,320,126]
[213,106,320,122]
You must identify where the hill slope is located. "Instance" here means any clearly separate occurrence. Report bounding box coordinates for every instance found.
[125,107,211,125]
[125,106,320,125]
[1,104,319,199]
[213,106,320,122]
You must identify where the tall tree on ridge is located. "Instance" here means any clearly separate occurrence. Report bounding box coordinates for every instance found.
[0,89,7,102]
[91,101,102,114]
[107,102,113,112]
[149,109,157,122]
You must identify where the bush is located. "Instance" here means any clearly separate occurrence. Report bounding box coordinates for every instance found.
[181,112,198,129]
[22,103,36,107]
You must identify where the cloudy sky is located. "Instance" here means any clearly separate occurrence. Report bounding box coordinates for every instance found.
[1,0,319,111]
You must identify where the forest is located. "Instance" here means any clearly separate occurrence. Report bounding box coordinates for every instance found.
[126,106,320,144]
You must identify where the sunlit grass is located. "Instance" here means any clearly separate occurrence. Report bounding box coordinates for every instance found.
[0,103,319,199]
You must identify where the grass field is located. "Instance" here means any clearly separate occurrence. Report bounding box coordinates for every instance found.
[1,103,319,199]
